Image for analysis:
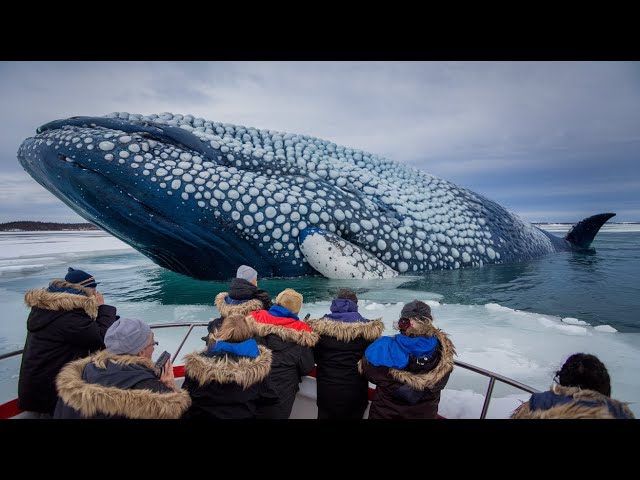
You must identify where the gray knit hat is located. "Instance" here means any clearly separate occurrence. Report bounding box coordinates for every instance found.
[236,265,258,283]
[400,300,432,321]
[104,318,151,355]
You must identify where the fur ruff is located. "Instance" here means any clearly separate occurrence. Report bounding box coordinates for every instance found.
[55,350,191,419]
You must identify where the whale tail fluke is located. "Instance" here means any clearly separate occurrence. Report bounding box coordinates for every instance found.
[565,213,616,250]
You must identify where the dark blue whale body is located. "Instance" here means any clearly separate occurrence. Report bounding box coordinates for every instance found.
[17,112,614,280]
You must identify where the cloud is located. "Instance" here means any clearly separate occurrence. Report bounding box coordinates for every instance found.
[1,61,639,222]
[0,172,58,205]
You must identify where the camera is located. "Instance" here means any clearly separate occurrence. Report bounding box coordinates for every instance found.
[155,351,171,375]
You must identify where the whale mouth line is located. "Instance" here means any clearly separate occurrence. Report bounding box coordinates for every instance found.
[54,153,259,278]
[20,135,256,279]
[56,152,99,173]
[60,155,224,278]
[53,152,174,230]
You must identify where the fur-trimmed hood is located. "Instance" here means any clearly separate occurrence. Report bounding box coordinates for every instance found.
[55,350,191,419]
[307,318,384,342]
[358,322,455,391]
[400,316,440,337]
[214,292,264,318]
[249,315,320,347]
[511,384,636,419]
[184,345,272,389]
[388,323,455,390]
[25,280,98,320]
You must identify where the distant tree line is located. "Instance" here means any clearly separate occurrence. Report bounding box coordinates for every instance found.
[0,221,99,231]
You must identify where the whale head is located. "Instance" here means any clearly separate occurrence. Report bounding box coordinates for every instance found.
[18,112,614,281]
[17,114,318,279]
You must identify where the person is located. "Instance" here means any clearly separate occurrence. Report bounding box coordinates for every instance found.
[307,288,384,419]
[182,314,277,419]
[510,353,635,419]
[205,265,273,342]
[249,288,319,419]
[359,300,455,419]
[54,318,190,419]
[17,267,118,417]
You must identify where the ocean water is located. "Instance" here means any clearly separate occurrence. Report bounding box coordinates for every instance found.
[1,225,639,418]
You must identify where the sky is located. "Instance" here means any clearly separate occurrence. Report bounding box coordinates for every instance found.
[0,61,638,223]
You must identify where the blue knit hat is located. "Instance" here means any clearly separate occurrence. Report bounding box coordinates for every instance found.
[65,267,98,288]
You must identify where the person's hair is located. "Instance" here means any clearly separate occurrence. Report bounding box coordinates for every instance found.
[214,314,254,343]
[336,288,358,304]
[556,353,611,396]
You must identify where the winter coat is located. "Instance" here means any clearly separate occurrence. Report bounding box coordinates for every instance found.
[511,384,635,419]
[205,289,270,342]
[308,303,384,419]
[18,280,118,414]
[359,321,455,419]
[53,350,191,419]
[226,277,272,308]
[249,308,319,418]
[182,343,276,419]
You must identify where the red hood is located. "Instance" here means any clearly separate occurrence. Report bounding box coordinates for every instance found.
[250,310,312,332]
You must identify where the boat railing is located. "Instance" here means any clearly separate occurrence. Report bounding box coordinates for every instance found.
[0,322,539,419]
[452,359,539,418]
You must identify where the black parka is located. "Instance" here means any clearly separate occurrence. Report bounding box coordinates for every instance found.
[18,280,118,414]
[228,278,273,310]
[308,317,384,419]
[250,311,319,419]
[53,351,190,419]
[205,287,269,342]
[182,345,276,419]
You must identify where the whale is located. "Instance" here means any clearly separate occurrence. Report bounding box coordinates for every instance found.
[17,112,615,280]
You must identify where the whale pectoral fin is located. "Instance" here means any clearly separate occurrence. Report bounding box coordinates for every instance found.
[565,212,616,250]
[298,227,398,279]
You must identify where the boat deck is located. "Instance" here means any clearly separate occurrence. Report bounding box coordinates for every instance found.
[0,321,538,419]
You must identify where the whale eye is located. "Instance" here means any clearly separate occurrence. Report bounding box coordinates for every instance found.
[136,131,164,143]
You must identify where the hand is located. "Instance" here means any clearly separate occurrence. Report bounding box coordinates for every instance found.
[95,291,105,306]
[160,359,178,391]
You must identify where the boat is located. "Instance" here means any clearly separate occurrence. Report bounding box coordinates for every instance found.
[0,322,539,419]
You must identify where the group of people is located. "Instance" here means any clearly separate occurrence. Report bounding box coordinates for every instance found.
[17,265,635,419]
[184,265,460,420]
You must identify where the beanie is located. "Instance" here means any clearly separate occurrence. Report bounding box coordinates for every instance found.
[236,265,258,283]
[336,288,358,304]
[65,267,98,288]
[275,288,303,315]
[104,318,152,355]
[400,300,432,321]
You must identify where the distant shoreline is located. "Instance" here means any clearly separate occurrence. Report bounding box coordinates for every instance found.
[0,221,99,232]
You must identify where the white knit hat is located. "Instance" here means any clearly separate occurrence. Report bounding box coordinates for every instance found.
[236,265,258,283]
